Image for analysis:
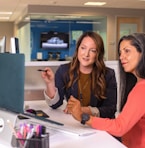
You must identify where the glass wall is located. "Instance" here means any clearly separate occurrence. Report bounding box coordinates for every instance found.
[30,17,107,61]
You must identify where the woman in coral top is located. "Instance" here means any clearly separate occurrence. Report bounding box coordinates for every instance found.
[67,33,145,148]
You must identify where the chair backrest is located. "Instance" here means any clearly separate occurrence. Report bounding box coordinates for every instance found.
[105,60,120,113]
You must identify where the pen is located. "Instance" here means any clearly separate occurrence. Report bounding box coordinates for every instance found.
[37,69,47,72]
[7,120,24,146]
[24,127,34,147]
[7,119,18,138]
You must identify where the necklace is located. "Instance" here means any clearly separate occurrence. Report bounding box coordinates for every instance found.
[78,73,91,106]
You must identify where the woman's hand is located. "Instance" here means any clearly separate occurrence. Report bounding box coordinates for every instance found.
[41,67,56,98]
[41,67,55,84]
[81,107,92,115]
[67,96,83,121]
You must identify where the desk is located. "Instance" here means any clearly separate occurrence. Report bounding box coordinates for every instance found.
[0,100,127,148]
[24,100,126,148]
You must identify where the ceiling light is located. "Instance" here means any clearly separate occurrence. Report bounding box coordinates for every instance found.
[0,12,12,15]
[25,17,30,20]
[84,2,106,6]
[76,21,101,24]
[55,15,81,19]
[0,17,10,20]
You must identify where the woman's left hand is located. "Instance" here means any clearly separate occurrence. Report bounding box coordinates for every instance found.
[67,96,82,121]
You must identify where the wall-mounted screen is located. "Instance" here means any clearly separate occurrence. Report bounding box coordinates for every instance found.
[40,31,69,49]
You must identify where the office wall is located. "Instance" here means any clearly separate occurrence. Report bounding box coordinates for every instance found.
[0,22,14,52]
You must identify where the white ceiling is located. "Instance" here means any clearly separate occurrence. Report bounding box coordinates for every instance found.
[0,0,145,22]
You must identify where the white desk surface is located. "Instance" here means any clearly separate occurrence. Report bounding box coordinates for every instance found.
[25,100,127,148]
[1,100,127,148]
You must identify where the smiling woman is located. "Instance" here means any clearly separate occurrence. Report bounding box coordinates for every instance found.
[41,31,117,121]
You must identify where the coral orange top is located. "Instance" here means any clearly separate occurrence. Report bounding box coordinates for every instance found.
[91,80,145,148]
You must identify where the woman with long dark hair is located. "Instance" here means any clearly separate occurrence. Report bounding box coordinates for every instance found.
[67,33,145,148]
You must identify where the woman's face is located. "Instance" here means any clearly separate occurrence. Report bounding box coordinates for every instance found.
[119,40,141,75]
[78,36,97,73]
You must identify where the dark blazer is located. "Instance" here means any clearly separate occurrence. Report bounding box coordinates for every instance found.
[51,63,117,118]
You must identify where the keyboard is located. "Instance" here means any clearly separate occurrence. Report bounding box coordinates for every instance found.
[21,113,64,126]
[46,124,97,136]
[18,114,96,136]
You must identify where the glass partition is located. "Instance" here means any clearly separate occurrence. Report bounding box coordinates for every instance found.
[19,16,107,61]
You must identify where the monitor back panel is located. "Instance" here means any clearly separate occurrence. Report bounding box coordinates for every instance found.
[0,53,25,113]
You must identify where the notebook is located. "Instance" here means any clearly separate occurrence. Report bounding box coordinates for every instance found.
[0,53,25,113]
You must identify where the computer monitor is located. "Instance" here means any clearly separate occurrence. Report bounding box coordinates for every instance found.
[10,37,19,53]
[0,36,6,53]
[0,53,25,113]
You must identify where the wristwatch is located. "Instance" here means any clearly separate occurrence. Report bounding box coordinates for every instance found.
[81,113,90,125]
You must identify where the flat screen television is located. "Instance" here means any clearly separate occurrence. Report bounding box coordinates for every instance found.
[40,31,69,49]
[0,36,6,53]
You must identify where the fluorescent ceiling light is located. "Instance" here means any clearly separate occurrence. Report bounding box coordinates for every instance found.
[84,2,106,6]
[55,15,81,19]
[25,17,30,20]
[76,21,101,24]
[0,12,12,15]
[0,17,10,20]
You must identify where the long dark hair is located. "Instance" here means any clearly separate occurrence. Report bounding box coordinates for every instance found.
[118,33,145,111]
[66,31,106,99]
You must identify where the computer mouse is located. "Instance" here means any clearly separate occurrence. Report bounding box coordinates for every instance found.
[26,109,36,115]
